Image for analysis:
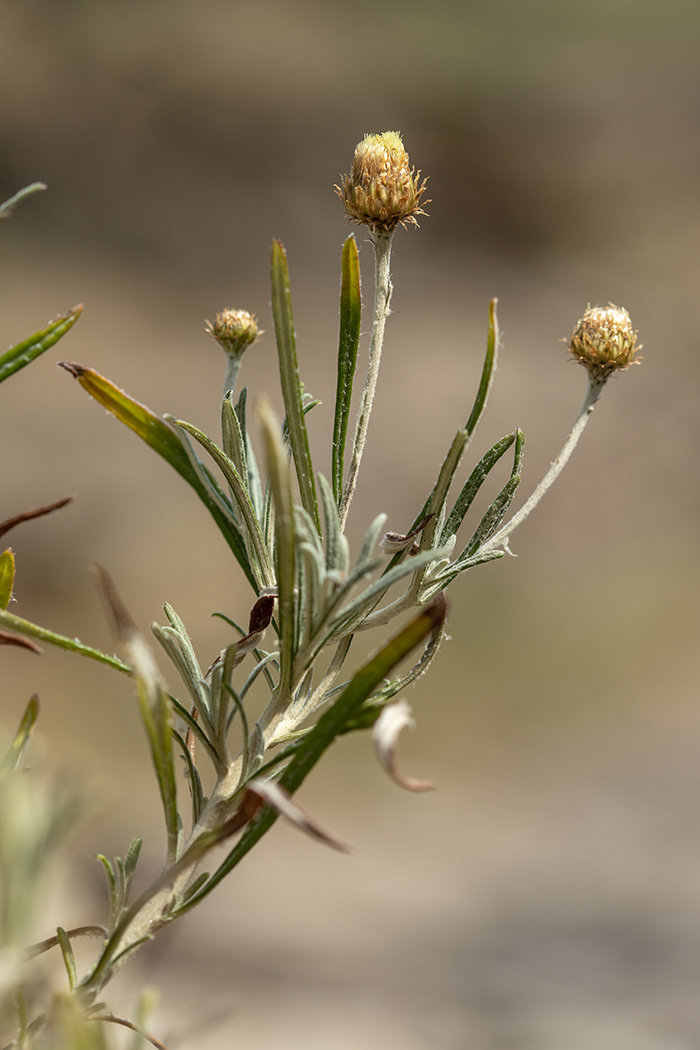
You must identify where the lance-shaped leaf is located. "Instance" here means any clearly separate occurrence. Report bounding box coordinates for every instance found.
[465,297,499,438]
[95,854,120,931]
[178,594,448,911]
[174,419,274,588]
[0,307,82,385]
[270,240,320,532]
[440,433,516,544]
[94,567,179,865]
[234,387,265,521]
[332,236,362,506]
[56,928,78,990]
[58,363,256,590]
[0,550,14,609]
[318,472,349,574]
[372,699,434,792]
[258,398,295,703]
[417,428,468,555]
[460,428,524,560]
[221,396,249,495]
[0,695,38,783]
[384,298,501,574]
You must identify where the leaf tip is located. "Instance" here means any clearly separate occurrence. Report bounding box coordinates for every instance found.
[57,361,85,379]
[90,565,138,644]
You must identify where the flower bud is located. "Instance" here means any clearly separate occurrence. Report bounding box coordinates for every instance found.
[336,131,429,233]
[206,308,259,357]
[569,304,640,380]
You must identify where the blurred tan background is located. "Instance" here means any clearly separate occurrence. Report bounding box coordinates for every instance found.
[3,0,700,1046]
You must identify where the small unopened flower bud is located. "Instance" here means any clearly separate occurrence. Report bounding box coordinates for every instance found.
[206,309,259,357]
[336,131,429,234]
[569,304,641,381]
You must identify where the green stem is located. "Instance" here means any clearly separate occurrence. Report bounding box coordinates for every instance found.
[480,376,605,554]
[0,609,130,674]
[339,229,394,531]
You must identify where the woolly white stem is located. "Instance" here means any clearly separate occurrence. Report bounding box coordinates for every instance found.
[480,376,605,555]
[339,229,394,531]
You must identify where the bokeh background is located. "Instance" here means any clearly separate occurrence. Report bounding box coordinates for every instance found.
[3,1,700,1046]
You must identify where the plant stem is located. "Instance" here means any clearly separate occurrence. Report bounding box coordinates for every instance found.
[223,355,243,400]
[339,229,394,531]
[480,376,605,555]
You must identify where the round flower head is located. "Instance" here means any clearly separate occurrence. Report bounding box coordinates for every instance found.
[569,304,641,381]
[206,309,259,357]
[336,131,429,234]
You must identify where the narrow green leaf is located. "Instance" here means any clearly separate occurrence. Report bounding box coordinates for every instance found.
[175,419,274,588]
[107,935,153,971]
[236,387,265,521]
[383,297,501,576]
[418,429,468,554]
[462,476,521,559]
[0,694,38,782]
[59,363,197,476]
[0,182,46,222]
[224,683,252,779]
[462,430,524,559]
[169,695,223,769]
[465,297,499,437]
[318,473,349,574]
[221,395,248,490]
[239,651,279,702]
[58,363,257,590]
[177,871,209,907]
[123,838,142,901]
[133,655,179,865]
[332,236,362,505]
[258,398,295,703]
[95,568,180,865]
[179,596,447,910]
[440,432,516,544]
[95,855,120,931]
[0,550,15,610]
[0,306,82,385]
[151,622,214,736]
[328,546,452,634]
[0,607,130,673]
[56,928,78,990]
[270,240,320,532]
[173,728,204,825]
[425,548,506,594]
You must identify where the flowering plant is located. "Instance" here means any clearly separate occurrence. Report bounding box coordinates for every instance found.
[0,134,640,1048]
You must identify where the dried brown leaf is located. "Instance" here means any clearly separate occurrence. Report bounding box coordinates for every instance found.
[248,779,352,852]
[372,700,435,792]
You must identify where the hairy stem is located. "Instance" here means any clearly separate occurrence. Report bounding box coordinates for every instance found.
[223,355,243,400]
[339,229,394,531]
[480,375,605,554]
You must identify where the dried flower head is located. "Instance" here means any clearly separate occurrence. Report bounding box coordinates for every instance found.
[336,131,429,233]
[206,309,260,357]
[569,304,641,381]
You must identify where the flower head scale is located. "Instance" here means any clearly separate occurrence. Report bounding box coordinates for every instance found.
[206,308,260,357]
[569,304,641,381]
[336,132,429,234]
